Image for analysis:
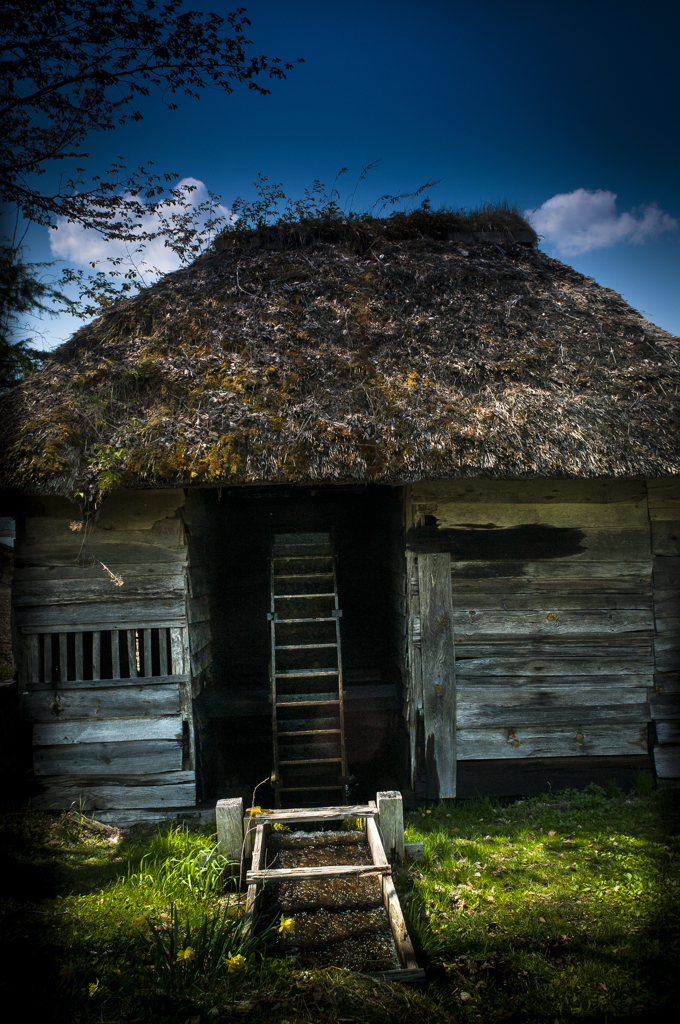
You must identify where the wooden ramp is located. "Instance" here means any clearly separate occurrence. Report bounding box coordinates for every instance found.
[242,803,424,983]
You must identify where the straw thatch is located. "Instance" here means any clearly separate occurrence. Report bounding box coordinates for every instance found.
[1,212,678,498]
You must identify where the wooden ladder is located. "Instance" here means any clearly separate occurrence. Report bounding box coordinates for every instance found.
[269,532,348,807]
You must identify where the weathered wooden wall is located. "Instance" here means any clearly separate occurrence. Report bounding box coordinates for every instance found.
[406,479,661,797]
[647,480,680,786]
[13,491,196,821]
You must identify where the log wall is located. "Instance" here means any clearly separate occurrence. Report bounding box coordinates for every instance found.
[13,491,196,816]
[406,479,666,797]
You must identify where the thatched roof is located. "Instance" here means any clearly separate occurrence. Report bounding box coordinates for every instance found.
[1,211,679,499]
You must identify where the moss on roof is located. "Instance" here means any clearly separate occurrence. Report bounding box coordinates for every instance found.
[1,211,678,499]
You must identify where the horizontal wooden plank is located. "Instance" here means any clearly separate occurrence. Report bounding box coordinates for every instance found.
[16,599,186,629]
[24,684,180,722]
[456,702,649,728]
[451,560,651,580]
[654,635,680,673]
[653,556,680,589]
[456,754,652,798]
[411,480,647,504]
[94,807,214,826]
[651,521,680,556]
[450,577,651,595]
[33,739,183,776]
[21,621,186,635]
[455,655,653,677]
[653,746,680,779]
[456,723,648,760]
[34,769,194,786]
[415,501,649,530]
[449,592,653,611]
[19,517,185,566]
[458,681,648,707]
[650,694,680,720]
[254,806,378,822]
[653,590,680,617]
[14,562,188,582]
[95,488,185,531]
[25,673,190,692]
[656,617,680,635]
[654,672,680,694]
[656,722,680,745]
[456,638,653,659]
[451,608,653,639]
[32,715,183,746]
[13,575,186,607]
[32,780,196,810]
[247,864,390,883]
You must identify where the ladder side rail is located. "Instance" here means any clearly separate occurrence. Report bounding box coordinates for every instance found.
[269,546,281,807]
[331,547,349,802]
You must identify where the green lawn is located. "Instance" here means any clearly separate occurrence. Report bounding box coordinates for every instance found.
[0,781,677,1023]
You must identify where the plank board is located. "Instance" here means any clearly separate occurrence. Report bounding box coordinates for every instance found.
[458,680,649,703]
[32,780,196,810]
[366,816,419,971]
[653,746,680,779]
[25,673,189,692]
[449,593,653,611]
[651,521,680,557]
[33,738,183,776]
[451,560,651,580]
[411,479,647,504]
[653,557,680,589]
[12,575,186,606]
[254,806,379,822]
[654,636,680,674]
[656,722,680,745]
[15,599,186,628]
[246,864,391,883]
[456,702,649,728]
[24,683,180,721]
[455,655,653,677]
[456,723,648,760]
[450,608,653,639]
[32,715,183,746]
[418,552,457,799]
[14,562,188,582]
[415,501,649,530]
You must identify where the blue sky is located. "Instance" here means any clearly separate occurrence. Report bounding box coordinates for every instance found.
[14,0,680,347]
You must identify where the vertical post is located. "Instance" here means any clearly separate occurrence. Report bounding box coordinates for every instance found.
[92,631,101,681]
[126,630,137,676]
[58,632,67,686]
[29,635,40,686]
[170,626,184,675]
[377,790,405,864]
[158,627,168,676]
[43,632,52,685]
[111,630,120,680]
[418,552,457,799]
[216,797,244,862]
[75,632,84,681]
[143,628,152,677]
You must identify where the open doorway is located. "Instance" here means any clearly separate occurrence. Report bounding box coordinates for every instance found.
[183,485,409,807]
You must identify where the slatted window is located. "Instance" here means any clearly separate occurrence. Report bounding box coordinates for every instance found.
[29,627,181,686]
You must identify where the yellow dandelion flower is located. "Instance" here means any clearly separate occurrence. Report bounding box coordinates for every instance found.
[278,916,295,935]
[226,954,246,973]
[88,979,100,998]
[176,947,195,962]
[426,809,432,814]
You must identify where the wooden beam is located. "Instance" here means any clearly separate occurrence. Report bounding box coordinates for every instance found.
[243,823,267,940]
[253,806,378,822]
[33,738,183,776]
[24,683,181,721]
[418,552,456,799]
[32,715,183,746]
[376,791,405,864]
[366,816,419,971]
[216,797,244,862]
[246,864,391,883]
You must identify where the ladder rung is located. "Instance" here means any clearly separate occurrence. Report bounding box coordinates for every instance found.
[275,643,337,650]
[274,617,336,624]
[278,729,341,736]
[275,669,337,677]
[276,698,340,707]
[276,593,336,599]
[274,573,334,579]
[278,758,342,765]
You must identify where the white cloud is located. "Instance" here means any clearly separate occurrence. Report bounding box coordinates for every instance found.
[49,177,232,276]
[525,188,678,255]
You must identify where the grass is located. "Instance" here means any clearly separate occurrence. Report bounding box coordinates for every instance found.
[0,783,677,1022]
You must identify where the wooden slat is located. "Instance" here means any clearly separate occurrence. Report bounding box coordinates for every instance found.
[74,631,84,681]
[12,574,187,606]
[32,715,183,746]
[457,680,649,705]
[243,823,267,940]
[451,560,650,580]
[366,817,419,970]
[22,619,186,635]
[158,628,168,676]
[649,694,680,720]
[456,703,649,728]
[143,629,152,677]
[14,562,187,581]
[25,672,190,692]
[418,552,456,799]
[58,633,67,684]
[111,630,120,680]
[246,864,391,883]
[449,592,653,611]
[127,630,137,677]
[24,683,181,722]
[33,739,183,776]
[653,556,680,589]
[29,635,40,685]
[415,501,649,530]
[170,627,184,674]
[15,600,187,628]
[43,634,52,685]
[651,521,680,556]
[654,746,680,778]
[411,479,647,504]
[656,722,680,745]
[456,723,648,760]
[455,656,653,677]
[254,806,378,822]
[92,631,101,681]
[654,636,680,673]
[451,609,654,639]
[32,780,196,811]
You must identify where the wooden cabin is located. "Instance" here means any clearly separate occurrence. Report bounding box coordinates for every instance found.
[1,212,678,823]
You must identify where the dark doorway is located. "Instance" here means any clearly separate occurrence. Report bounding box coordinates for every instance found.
[183,485,408,807]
